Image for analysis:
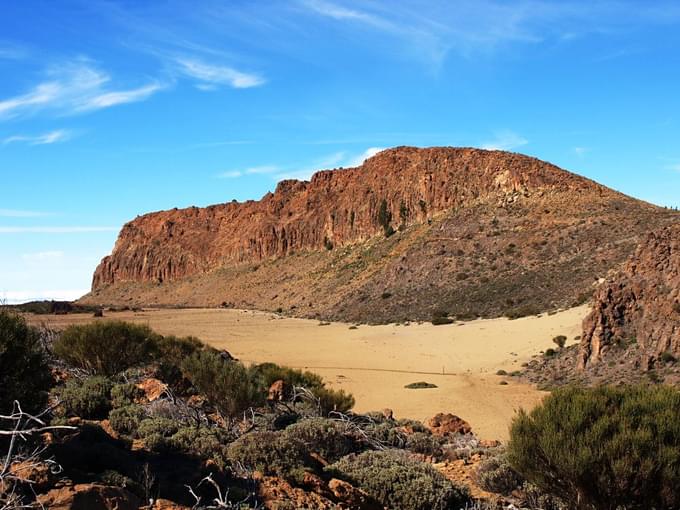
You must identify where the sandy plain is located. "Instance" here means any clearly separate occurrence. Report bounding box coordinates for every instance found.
[29,304,588,441]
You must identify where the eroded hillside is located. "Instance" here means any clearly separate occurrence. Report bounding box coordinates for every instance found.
[82,147,678,323]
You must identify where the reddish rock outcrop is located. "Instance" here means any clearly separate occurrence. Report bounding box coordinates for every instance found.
[267,379,289,402]
[84,146,678,323]
[136,378,168,402]
[580,223,680,367]
[36,483,141,510]
[426,413,472,436]
[91,147,601,289]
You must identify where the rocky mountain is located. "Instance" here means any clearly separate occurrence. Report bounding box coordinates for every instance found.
[580,223,680,367]
[82,146,678,323]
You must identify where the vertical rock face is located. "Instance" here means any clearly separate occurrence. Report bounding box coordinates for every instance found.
[92,146,601,290]
[580,224,680,367]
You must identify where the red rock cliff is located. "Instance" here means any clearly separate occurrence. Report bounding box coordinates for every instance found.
[92,147,602,290]
[580,223,680,367]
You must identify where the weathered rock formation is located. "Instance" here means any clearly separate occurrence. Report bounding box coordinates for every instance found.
[84,146,678,323]
[92,147,599,288]
[580,223,680,367]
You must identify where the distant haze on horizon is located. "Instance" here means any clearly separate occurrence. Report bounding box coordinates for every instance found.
[1,0,679,303]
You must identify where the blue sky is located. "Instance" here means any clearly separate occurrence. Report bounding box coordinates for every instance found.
[1,0,680,303]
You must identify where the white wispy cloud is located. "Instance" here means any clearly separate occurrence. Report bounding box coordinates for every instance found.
[21,250,64,261]
[222,148,386,183]
[175,57,265,89]
[0,61,164,120]
[78,83,162,111]
[2,129,72,146]
[346,147,385,167]
[275,151,347,181]
[273,149,386,181]
[301,0,385,26]
[218,165,279,179]
[573,146,589,157]
[298,1,680,69]
[0,226,118,233]
[0,288,88,304]
[665,163,680,173]
[480,131,528,151]
[0,209,52,218]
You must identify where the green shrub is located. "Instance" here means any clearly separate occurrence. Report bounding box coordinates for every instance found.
[507,385,680,509]
[181,351,263,418]
[110,383,144,408]
[248,362,353,415]
[327,450,469,510]
[137,417,182,452]
[138,417,181,439]
[475,454,523,495]
[543,348,557,357]
[53,321,158,376]
[153,335,207,391]
[552,335,567,349]
[249,362,323,392]
[314,386,355,415]
[366,422,408,448]
[520,482,568,510]
[0,311,52,413]
[108,405,146,436]
[406,432,443,458]
[228,430,309,480]
[154,334,205,365]
[170,426,232,468]
[137,418,230,466]
[282,418,359,463]
[56,376,113,419]
[395,418,429,433]
[404,381,437,389]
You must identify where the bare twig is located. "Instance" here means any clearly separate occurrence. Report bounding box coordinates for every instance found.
[1,401,75,510]
[186,473,259,509]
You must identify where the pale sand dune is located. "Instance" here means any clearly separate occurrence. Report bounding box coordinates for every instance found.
[31,305,588,441]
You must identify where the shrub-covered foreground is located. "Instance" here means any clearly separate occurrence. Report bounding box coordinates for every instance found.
[2,317,474,508]
[6,315,680,509]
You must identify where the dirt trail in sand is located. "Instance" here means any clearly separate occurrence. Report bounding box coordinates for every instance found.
[31,305,588,441]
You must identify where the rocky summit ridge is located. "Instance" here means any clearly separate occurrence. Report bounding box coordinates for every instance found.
[83,146,678,323]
